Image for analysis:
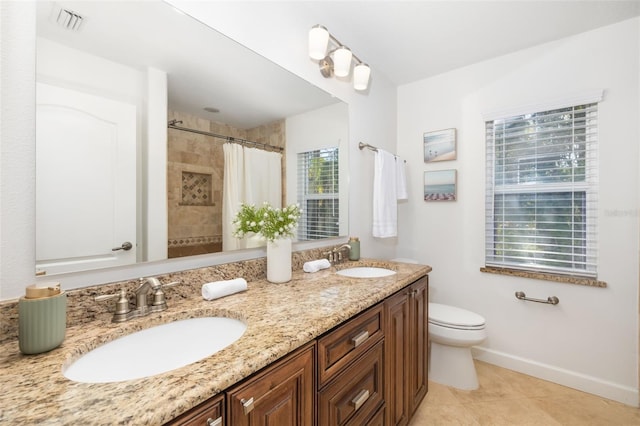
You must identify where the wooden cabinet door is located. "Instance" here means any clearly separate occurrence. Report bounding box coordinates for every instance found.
[227,343,315,426]
[385,289,410,426]
[409,276,429,415]
[385,275,430,426]
[165,393,224,426]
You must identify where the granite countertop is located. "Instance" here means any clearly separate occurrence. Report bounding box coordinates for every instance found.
[0,259,430,425]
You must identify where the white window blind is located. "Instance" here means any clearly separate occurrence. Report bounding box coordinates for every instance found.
[297,147,340,240]
[485,103,598,277]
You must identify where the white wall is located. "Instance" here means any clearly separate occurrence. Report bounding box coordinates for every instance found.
[397,18,640,405]
[1,1,36,301]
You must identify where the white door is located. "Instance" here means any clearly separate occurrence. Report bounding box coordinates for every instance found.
[36,82,137,275]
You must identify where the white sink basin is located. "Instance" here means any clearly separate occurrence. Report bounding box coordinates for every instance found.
[63,317,246,383]
[336,267,396,278]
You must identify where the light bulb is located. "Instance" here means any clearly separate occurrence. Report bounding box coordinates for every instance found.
[308,25,329,60]
[354,63,371,90]
[333,46,352,77]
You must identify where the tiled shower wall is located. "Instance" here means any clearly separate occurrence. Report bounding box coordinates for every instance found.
[167,110,285,258]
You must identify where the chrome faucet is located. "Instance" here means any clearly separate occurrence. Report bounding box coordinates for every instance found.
[95,277,179,323]
[324,244,351,263]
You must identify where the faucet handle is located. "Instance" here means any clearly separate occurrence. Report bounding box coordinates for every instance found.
[95,289,131,321]
[150,281,180,308]
[161,281,180,289]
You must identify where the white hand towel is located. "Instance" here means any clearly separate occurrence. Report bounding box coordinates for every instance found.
[303,258,331,273]
[396,157,408,200]
[202,278,248,301]
[372,149,398,238]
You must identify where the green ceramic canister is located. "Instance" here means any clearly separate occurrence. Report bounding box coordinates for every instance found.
[18,290,67,355]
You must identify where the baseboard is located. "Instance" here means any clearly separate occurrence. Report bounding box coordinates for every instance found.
[472,346,639,407]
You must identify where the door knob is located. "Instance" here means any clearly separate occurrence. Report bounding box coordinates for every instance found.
[112,241,133,251]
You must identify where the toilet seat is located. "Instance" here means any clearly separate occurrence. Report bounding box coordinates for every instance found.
[429,303,485,330]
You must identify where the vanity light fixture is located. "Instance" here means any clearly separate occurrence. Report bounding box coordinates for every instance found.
[308,25,370,91]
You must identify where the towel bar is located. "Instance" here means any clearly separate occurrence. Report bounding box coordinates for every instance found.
[358,141,378,152]
[358,141,406,162]
[515,291,559,305]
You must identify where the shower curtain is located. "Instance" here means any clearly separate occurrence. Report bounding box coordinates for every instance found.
[222,143,282,251]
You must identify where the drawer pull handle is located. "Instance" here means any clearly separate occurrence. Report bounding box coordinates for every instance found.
[351,389,370,411]
[241,397,254,415]
[207,417,222,426]
[351,330,369,347]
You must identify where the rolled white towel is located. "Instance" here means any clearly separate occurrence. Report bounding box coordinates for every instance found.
[303,258,331,273]
[202,278,248,301]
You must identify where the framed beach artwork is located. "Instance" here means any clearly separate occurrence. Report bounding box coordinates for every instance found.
[424,169,457,201]
[424,128,456,162]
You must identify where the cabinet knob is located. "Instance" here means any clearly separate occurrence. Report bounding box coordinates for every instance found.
[351,330,369,347]
[241,397,255,415]
[351,389,370,411]
[206,417,222,426]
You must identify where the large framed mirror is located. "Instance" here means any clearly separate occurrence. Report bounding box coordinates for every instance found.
[35,1,348,276]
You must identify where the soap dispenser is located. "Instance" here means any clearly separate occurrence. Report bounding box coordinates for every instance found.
[348,237,360,261]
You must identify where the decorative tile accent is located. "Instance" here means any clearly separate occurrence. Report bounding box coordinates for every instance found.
[181,171,212,206]
[168,235,222,247]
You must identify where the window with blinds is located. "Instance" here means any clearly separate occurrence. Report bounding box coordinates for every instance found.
[297,147,340,240]
[485,103,598,277]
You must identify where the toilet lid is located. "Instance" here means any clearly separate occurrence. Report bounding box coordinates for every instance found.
[429,303,485,330]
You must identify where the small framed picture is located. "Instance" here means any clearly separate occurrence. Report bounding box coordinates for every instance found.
[424,128,456,162]
[424,169,457,201]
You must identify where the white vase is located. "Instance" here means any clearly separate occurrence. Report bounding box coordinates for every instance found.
[267,238,292,283]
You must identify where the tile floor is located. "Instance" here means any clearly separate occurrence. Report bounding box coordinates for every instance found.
[409,360,640,425]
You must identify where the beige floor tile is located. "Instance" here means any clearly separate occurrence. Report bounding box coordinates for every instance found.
[532,395,640,426]
[465,397,564,426]
[411,361,639,426]
[448,363,527,404]
[409,401,480,426]
[424,381,463,406]
[482,361,581,400]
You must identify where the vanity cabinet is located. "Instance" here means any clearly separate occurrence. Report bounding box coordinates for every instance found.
[226,342,315,426]
[165,275,428,426]
[166,393,224,426]
[385,275,429,425]
[317,304,385,425]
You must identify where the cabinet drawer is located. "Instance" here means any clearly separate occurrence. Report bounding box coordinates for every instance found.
[317,303,384,387]
[318,340,385,426]
[165,393,224,426]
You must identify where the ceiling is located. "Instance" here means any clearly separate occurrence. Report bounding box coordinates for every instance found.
[249,0,640,86]
[36,1,640,128]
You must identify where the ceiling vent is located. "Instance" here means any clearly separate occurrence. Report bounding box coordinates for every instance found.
[55,7,84,31]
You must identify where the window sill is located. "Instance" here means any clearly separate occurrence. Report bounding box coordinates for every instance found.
[480,266,607,288]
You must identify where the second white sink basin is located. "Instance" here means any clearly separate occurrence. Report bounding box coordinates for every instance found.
[336,267,396,278]
[63,317,246,383]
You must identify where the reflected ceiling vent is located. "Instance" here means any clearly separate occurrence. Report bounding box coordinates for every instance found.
[55,6,84,31]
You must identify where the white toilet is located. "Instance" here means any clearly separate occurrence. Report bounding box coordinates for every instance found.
[428,303,487,390]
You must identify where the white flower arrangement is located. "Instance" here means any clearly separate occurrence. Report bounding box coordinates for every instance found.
[232,202,302,242]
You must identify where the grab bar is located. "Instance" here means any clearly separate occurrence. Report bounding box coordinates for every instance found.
[515,291,559,305]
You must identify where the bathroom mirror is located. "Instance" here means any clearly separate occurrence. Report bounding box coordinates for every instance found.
[35,0,348,275]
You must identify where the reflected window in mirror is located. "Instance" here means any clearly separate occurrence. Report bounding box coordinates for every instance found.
[297,148,340,240]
